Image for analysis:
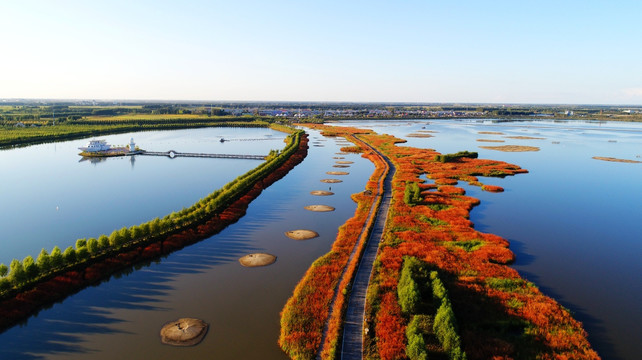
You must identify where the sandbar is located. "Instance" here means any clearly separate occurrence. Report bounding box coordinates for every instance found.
[477,139,505,143]
[406,133,434,138]
[285,229,319,240]
[326,171,349,175]
[310,190,334,196]
[321,179,343,183]
[504,136,545,140]
[160,318,208,346]
[239,253,277,267]
[304,205,336,212]
[478,131,504,135]
[592,156,641,164]
[479,145,540,152]
[335,161,354,164]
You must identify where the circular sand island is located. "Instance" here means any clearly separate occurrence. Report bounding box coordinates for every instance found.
[238,253,277,267]
[160,318,209,346]
[321,179,343,183]
[326,171,349,175]
[310,190,334,196]
[285,229,319,240]
[479,145,540,152]
[335,161,354,164]
[304,205,335,212]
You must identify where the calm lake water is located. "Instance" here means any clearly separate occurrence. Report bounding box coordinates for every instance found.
[333,119,642,360]
[0,127,373,359]
[1,120,639,359]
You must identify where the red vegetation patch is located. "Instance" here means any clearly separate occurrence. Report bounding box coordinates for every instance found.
[299,125,598,360]
[481,185,504,192]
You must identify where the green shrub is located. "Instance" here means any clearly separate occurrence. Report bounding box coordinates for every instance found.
[450,240,484,252]
[485,277,533,294]
[419,215,448,226]
[435,151,478,163]
[404,182,422,206]
[427,203,451,211]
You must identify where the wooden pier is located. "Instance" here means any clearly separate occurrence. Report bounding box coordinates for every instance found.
[139,150,266,160]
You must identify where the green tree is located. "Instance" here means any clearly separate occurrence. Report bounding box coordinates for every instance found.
[37,248,52,273]
[75,238,87,249]
[149,218,161,236]
[130,225,143,241]
[63,246,76,265]
[76,247,90,260]
[98,234,109,249]
[398,257,421,314]
[23,255,39,279]
[50,246,64,268]
[109,229,124,248]
[0,263,8,277]
[119,226,132,244]
[404,182,421,206]
[9,259,26,284]
[87,238,99,254]
[0,277,11,292]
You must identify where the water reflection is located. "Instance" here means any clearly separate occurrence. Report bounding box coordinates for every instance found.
[0,226,254,360]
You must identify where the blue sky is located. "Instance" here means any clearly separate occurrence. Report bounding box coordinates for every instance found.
[2,0,641,104]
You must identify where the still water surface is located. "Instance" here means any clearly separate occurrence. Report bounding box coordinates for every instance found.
[0,127,284,266]
[0,127,373,359]
[1,121,640,359]
[334,119,642,360]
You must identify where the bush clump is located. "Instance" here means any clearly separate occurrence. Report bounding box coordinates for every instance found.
[435,151,478,163]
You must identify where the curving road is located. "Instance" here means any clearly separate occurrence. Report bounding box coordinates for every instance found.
[340,139,395,360]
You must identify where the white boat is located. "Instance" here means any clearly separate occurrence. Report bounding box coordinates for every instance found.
[78,138,137,154]
[78,139,112,152]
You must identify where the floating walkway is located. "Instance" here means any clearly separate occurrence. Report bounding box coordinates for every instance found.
[139,150,266,160]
